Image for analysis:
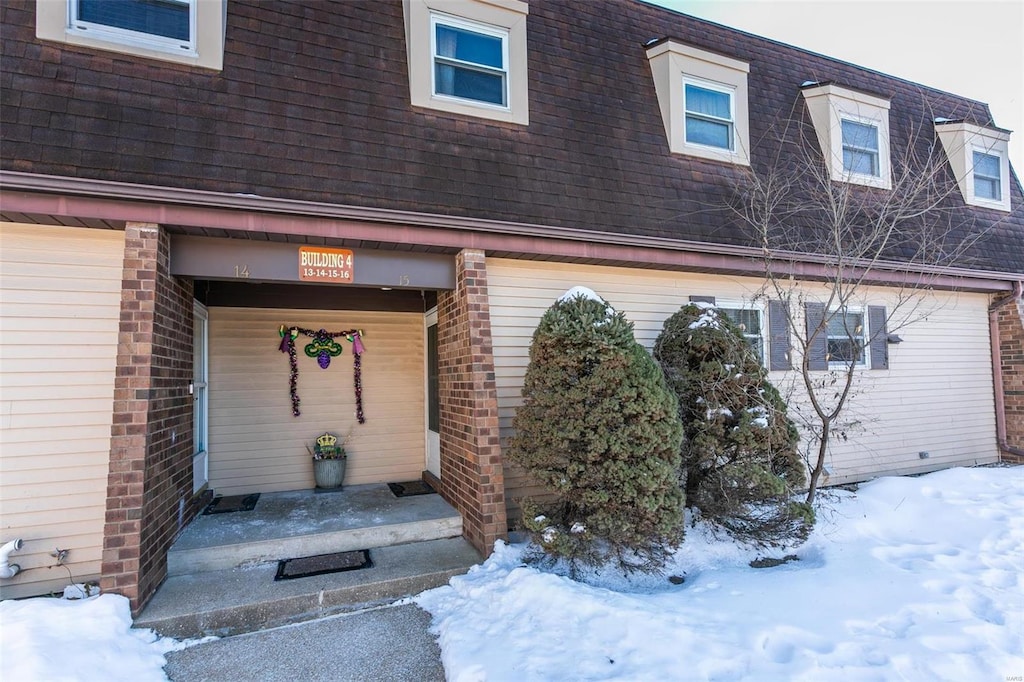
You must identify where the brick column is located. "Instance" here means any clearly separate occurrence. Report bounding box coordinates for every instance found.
[436,249,507,554]
[998,296,1024,459]
[101,224,198,613]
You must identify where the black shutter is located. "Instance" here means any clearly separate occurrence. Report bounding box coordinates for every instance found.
[805,302,827,371]
[689,296,716,304]
[868,305,888,370]
[767,300,791,371]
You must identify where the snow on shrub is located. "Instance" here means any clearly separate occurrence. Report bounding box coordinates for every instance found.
[509,289,684,574]
[654,303,812,546]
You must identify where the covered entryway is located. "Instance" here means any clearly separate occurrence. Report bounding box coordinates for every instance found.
[173,236,456,496]
[134,235,485,631]
[168,238,508,564]
[202,302,429,493]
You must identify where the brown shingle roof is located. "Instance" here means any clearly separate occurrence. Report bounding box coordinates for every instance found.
[1,0,1021,273]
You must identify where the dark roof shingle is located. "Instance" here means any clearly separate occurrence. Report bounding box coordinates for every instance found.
[1,0,1021,273]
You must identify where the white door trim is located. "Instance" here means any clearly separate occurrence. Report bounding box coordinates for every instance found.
[425,307,440,479]
[192,300,209,493]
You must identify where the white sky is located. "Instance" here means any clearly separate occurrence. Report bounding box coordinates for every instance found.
[649,0,1024,172]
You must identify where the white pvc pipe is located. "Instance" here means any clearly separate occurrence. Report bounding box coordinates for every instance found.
[0,538,23,579]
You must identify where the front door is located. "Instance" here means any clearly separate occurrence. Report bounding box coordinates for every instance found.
[425,307,440,478]
[192,301,209,492]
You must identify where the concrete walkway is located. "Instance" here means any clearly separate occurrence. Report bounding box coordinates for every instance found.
[164,602,445,682]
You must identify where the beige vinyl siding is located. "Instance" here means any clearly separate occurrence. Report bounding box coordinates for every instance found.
[208,307,425,495]
[487,259,998,519]
[0,223,124,600]
[787,294,998,485]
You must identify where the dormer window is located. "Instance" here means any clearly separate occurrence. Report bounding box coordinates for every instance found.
[934,120,1011,212]
[841,119,880,177]
[646,40,750,165]
[403,0,529,125]
[972,151,1001,201]
[432,15,508,107]
[36,0,225,70]
[801,83,892,189]
[684,80,735,151]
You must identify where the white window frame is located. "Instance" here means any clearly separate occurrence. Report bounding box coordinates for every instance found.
[67,0,197,56]
[971,149,1002,201]
[429,13,510,111]
[683,77,736,152]
[719,301,767,364]
[646,39,750,165]
[826,308,869,370]
[840,117,881,178]
[37,0,224,70]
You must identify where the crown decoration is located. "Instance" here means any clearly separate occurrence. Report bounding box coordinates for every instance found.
[317,433,338,448]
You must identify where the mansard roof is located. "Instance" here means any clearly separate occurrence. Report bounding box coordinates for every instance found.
[1,0,1021,274]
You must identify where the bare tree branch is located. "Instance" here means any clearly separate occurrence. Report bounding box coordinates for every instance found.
[726,91,999,503]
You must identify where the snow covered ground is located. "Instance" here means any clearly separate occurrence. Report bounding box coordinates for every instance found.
[0,592,192,681]
[417,466,1023,681]
[1,466,1021,681]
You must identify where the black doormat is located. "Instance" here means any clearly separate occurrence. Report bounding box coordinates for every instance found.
[275,550,373,581]
[203,493,260,515]
[388,480,436,497]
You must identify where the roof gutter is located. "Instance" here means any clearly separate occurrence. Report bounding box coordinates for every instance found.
[1,170,1020,291]
[989,280,1024,460]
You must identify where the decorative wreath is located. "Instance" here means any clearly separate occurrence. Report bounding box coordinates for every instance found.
[278,325,366,423]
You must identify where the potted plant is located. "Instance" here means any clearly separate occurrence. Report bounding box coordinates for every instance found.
[309,432,346,489]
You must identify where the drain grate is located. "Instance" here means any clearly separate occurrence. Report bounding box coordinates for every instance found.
[203,493,260,515]
[388,480,436,497]
[275,550,373,580]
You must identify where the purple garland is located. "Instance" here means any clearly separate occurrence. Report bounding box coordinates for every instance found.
[279,325,366,423]
[353,351,364,424]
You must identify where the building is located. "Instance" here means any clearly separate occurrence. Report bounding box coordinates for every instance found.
[1,0,1021,611]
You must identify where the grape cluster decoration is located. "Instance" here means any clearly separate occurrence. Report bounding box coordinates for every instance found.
[305,329,343,369]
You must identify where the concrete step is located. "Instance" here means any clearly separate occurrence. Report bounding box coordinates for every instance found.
[136,537,480,639]
[166,485,463,576]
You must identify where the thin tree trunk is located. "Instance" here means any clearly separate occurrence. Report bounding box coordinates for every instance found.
[805,421,830,505]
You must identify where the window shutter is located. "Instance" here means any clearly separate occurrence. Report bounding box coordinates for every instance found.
[868,305,888,370]
[767,299,791,371]
[805,302,827,371]
[689,296,715,304]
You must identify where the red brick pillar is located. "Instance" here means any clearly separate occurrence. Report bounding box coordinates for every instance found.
[101,223,196,613]
[436,249,507,555]
[998,296,1024,459]
[101,224,158,607]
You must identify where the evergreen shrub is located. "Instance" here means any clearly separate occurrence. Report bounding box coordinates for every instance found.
[509,289,685,573]
[653,303,813,546]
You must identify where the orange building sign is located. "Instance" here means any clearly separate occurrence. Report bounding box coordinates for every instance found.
[298,247,354,284]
